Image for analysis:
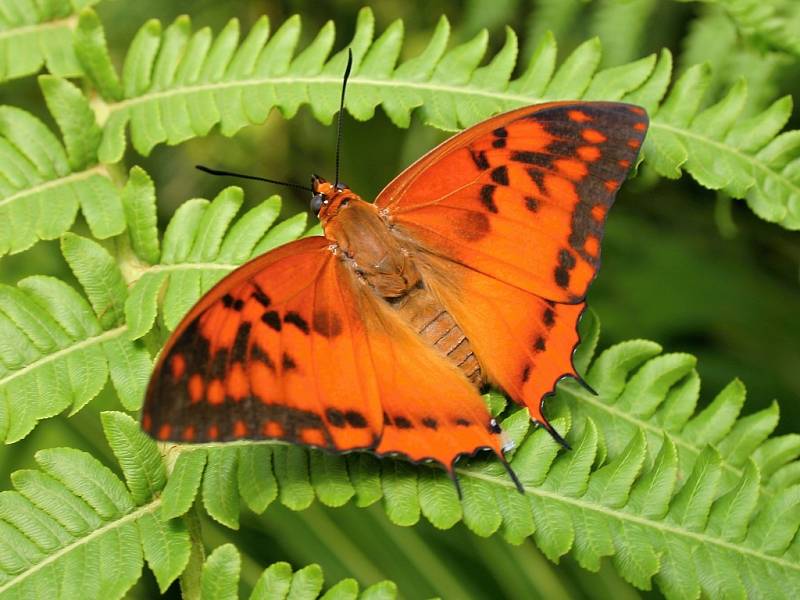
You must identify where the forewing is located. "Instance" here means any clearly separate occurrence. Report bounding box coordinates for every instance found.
[142,237,383,451]
[376,102,648,303]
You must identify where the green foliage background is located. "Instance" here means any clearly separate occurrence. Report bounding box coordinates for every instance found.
[0,1,799,598]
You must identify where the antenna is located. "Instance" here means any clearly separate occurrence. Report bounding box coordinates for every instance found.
[334,48,354,188]
[194,165,313,193]
[196,49,354,194]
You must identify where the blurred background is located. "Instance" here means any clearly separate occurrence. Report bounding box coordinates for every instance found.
[1,1,798,598]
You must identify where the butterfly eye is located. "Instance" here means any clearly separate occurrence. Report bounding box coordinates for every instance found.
[310,193,325,214]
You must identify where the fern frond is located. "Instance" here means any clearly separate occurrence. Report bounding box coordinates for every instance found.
[0,0,97,83]
[0,78,123,256]
[680,6,788,116]
[79,8,799,229]
[201,544,397,599]
[152,312,800,597]
[0,233,149,443]
[688,0,800,57]
[0,412,168,597]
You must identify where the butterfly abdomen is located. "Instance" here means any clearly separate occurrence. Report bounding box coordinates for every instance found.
[388,283,482,385]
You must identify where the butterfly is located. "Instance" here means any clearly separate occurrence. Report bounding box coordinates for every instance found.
[141,51,648,491]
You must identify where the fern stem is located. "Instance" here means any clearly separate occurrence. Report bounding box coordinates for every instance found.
[0,15,78,41]
[0,165,106,210]
[0,325,127,388]
[563,386,764,496]
[460,469,800,573]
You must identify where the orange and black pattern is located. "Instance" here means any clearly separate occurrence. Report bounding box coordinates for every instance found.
[380,102,648,303]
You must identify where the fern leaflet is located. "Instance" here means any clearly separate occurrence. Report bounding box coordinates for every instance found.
[200,544,397,600]
[0,0,98,83]
[0,82,123,256]
[689,0,800,57]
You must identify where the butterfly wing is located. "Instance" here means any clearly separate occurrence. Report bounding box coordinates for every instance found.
[377,101,648,303]
[142,236,501,467]
[375,101,648,422]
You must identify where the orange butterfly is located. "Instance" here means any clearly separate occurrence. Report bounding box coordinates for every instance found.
[142,52,648,491]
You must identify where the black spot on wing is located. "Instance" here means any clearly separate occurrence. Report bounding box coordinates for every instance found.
[554,248,577,289]
[491,166,509,186]
[262,311,282,331]
[422,417,438,430]
[470,149,490,170]
[345,411,368,428]
[251,285,271,307]
[511,151,553,169]
[282,352,297,371]
[394,416,413,429]
[232,322,251,362]
[480,185,498,213]
[252,344,276,371]
[284,311,310,334]
[326,408,346,427]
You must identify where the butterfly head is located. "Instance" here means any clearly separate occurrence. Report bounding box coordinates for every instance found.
[311,174,356,221]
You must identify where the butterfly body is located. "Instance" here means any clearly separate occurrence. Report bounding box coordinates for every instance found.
[143,101,649,476]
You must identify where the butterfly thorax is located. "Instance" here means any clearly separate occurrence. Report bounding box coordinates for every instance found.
[320,189,421,299]
[319,184,484,386]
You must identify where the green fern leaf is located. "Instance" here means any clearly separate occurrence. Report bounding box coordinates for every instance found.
[688,0,800,57]
[160,449,207,520]
[0,442,156,597]
[200,543,240,600]
[0,234,151,442]
[0,0,97,84]
[69,8,799,229]
[0,101,122,256]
